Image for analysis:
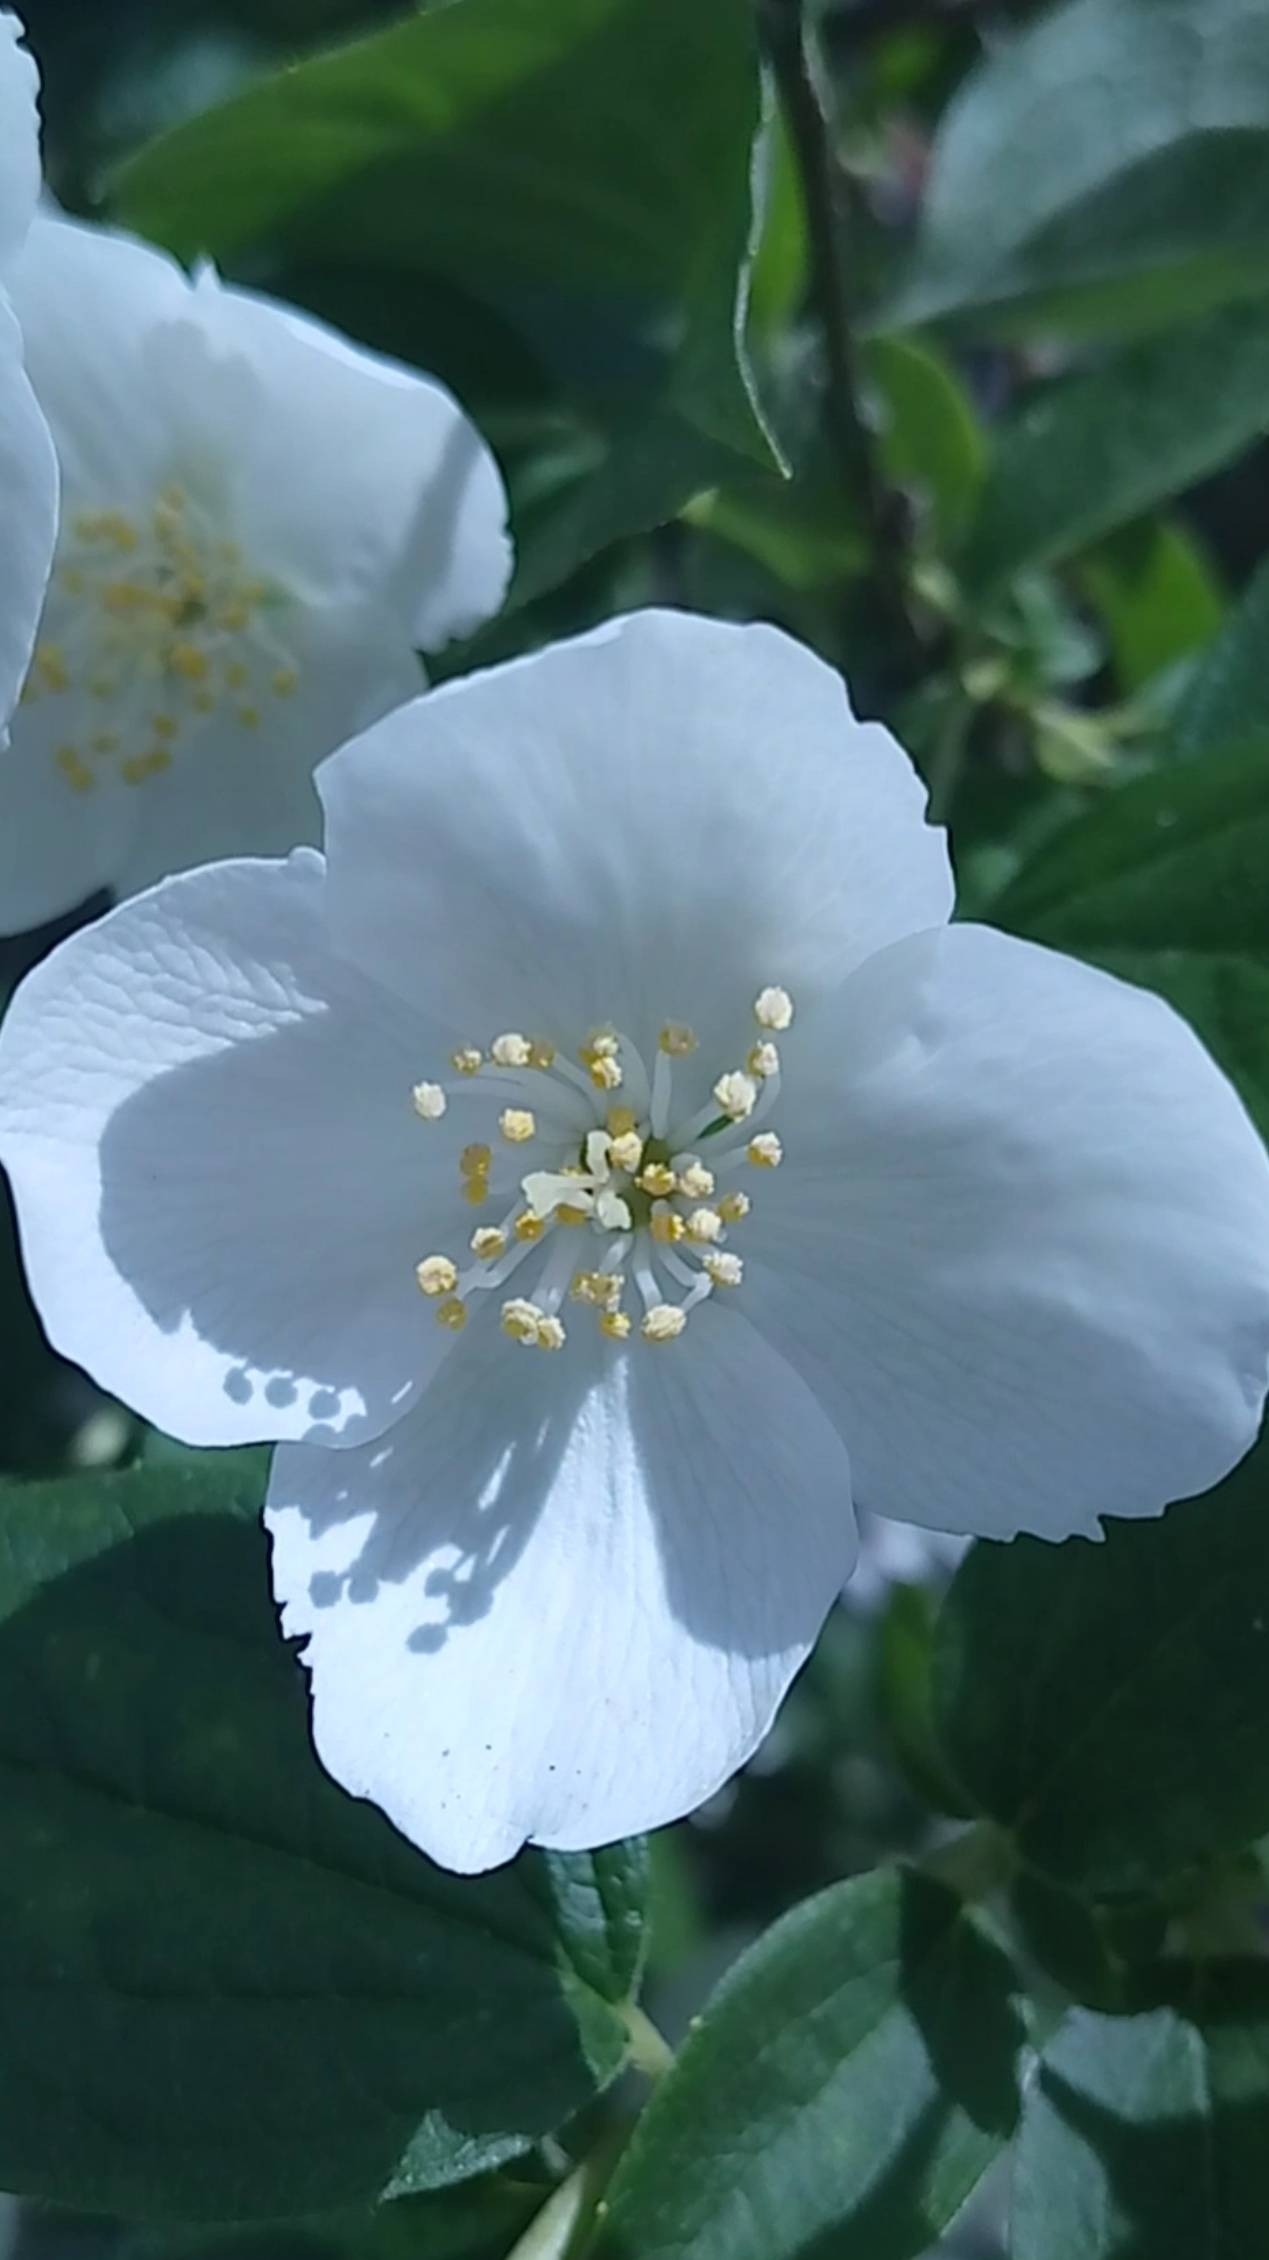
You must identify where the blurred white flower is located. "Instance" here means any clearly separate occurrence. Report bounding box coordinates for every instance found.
[2,610,1268,1871]
[0,14,57,741]
[0,209,510,930]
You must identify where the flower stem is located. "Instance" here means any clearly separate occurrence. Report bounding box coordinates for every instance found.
[503,2139,624,2260]
[622,1999,677,2080]
[760,0,918,656]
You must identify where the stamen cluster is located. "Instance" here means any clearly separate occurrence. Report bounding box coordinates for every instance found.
[408,988,793,1354]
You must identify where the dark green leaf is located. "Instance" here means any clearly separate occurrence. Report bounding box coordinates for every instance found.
[1013,1992,1269,2258]
[594,1868,1023,2260]
[988,736,1269,1131]
[114,0,775,599]
[1174,555,1269,755]
[960,307,1269,595]
[933,1429,1269,1896]
[1080,520,1224,695]
[0,1460,646,2219]
[877,1583,974,1818]
[882,0,1269,340]
[869,336,985,548]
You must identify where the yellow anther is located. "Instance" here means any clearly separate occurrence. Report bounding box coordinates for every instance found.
[459,1143,492,1176]
[718,1190,752,1223]
[168,643,209,682]
[502,1297,545,1344]
[435,1296,468,1333]
[581,1029,619,1061]
[704,1251,744,1288]
[528,1038,557,1069]
[638,1162,678,1199]
[60,567,85,595]
[491,1032,533,1067]
[192,690,216,714]
[471,1227,507,1261]
[272,668,299,698]
[514,1211,546,1243]
[748,1133,783,1169]
[451,1047,484,1077]
[151,713,180,741]
[659,1022,698,1057]
[600,1308,633,1341]
[714,1071,758,1122]
[412,1082,447,1121]
[91,731,120,754]
[35,643,70,692]
[55,747,95,796]
[746,1041,780,1080]
[463,1174,491,1208]
[685,1207,723,1245]
[589,1054,623,1092]
[642,1304,688,1343]
[120,749,172,784]
[500,1107,536,1144]
[651,1208,686,1246]
[238,705,261,728]
[572,1270,624,1309]
[754,986,794,1031]
[536,1316,567,1352]
[225,662,249,690]
[608,1131,644,1175]
[556,1203,590,1226]
[416,1255,458,1298]
[607,1106,638,1138]
[677,1159,715,1199]
[222,602,251,632]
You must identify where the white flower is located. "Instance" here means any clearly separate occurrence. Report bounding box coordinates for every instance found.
[0,208,509,931]
[2,609,1268,1873]
[0,14,57,741]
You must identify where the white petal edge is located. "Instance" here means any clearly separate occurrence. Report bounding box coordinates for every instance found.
[319,609,954,1046]
[0,850,462,1447]
[744,922,1269,1541]
[0,14,40,276]
[188,266,511,643]
[266,1302,857,1872]
[0,289,55,742]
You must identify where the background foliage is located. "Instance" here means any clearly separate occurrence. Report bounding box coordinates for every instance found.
[5,0,1269,2255]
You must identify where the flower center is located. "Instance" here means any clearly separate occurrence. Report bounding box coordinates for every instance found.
[20,482,301,795]
[409,987,793,1352]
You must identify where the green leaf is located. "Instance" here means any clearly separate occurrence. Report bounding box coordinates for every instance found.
[114,0,775,600]
[0,1460,647,2219]
[1013,1994,1269,2258]
[960,306,1269,595]
[1080,519,1225,695]
[593,1868,1024,2260]
[1174,555,1269,755]
[932,1428,1269,1896]
[870,336,986,548]
[987,736,1269,1132]
[877,1583,974,1818]
[882,0,1269,340]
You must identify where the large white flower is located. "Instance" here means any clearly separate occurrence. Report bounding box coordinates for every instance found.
[0,14,57,741]
[2,610,1268,1872]
[0,208,509,931]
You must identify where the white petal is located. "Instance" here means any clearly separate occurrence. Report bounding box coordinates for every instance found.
[0,851,462,1446]
[186,267,511,643]
[0,15,40,274]
[112,623,424,902]
[319,611,953,1046]
[0,291,55,744]
[0,676,133,931]
[266,1303,857,1872]
[746,924,1269,1541]
[7,213,192,499]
